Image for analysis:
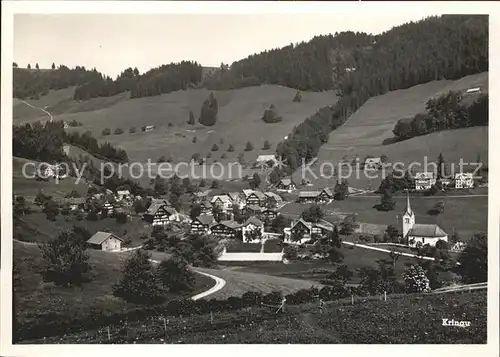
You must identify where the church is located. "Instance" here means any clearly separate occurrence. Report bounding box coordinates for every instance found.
[402,193,448,247]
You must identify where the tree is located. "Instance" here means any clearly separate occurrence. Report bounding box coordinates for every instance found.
[283,245,298,261]
[270,214,290,234]
[261,104,283,123]
[190,203,202,220]
[157,156,166,163]
[156,256,195,293]
[43,199,60,221]
[263,140,271,150]
[51,63,55,70]
[39,230,91,286]
[199,179,206,187]
[133,199,147,214]
[377,189,396,211]
[249,172,261,189]
[456,233,487,284]
[129,127,137,133]
[153,175,166,195]
[27,64,31,69]
[334,179,349,200]
[114,127,124,135]
[293,91,302,103]
[245,228,262,243]
[168,122,173,127]
[301,204,324,223]
[192,136,198,143]
[384,225,400,243]
[211,180,220,189]
[212,205,223,222]
[13,62,18,68]
[188,110,196,125]
[380,154,388,163]
[101,128,111,136]
[401,264,431,293]
[244,141,253,151]
[115,212,128,224]
[199,92,218,126]
[211,143,219,151]
[112,249,164,304]
[427,200,445,216]
[168,175,183,211]
[227,144,235,152]
[327,225,342,248]
[13,196,31,217]
[35,63,39,70]
[340,214,357,236]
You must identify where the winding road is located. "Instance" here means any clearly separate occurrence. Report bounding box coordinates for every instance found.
[20,100,54,122]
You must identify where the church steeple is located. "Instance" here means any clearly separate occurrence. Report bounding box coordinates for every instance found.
[403,190,413,217]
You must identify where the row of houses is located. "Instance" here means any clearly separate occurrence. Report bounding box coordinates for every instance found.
[142,198,182,225]
[414,172,474,190]
[283,218,336,244]
[297,188,334,204]
[190,215,265,242]
[206,189,284,215]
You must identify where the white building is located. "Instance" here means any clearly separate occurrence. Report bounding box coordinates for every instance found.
[241,216,265,243]
[414,172,436,191]
[117,190,131,201]
[364,157,381,171]
[256,154,277,166]
[455,173,474,189]
[402,193,448,247]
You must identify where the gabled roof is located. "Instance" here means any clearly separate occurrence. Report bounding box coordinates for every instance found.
[213,220,241,230]
[415,172,435,179]
[455,173,474,180]
[242,189,255,197]
[242,216,264,227]
[211,195,232,205]
[117,190,130,195]
[249,191,267,200]
[256,154,277,162]
[200,200,212,208]
[403,192,414,217]
[245,204,263,212]
[194,215,215,226]
[299,191,320,198]
[264,192,282,202]
[314,222,335,232]
[226,192,242,202]
[146,201,173,215]
[291,218,312,231]
[365,157,381,164]
[65,197,86,205]
[321,188,333,197]
[408,224,447,238]
[87,231,123,245]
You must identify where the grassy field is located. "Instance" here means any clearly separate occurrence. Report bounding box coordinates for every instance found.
[13,242,214,337]
[293,72,489,190]
[193,267,321,300]
[25,290,486,344]
[281,194,488,240]
[13,85,337,165]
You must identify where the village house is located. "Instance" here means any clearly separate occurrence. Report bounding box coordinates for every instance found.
[241,216,265,243]
[190,215,216,235]
[256,154,277,167]
[225,192,246,209]
[275,178,296,192]
[210,220,242,238]
[284,218,334,244]
[455,173,474,189]
[116,190,131,201]
[364,157,382,171]
[414,172,436,191]
[316,188,334,203]
[297,191,320,203]
[245,190,267,207]
[210,195,234,213]
[192,190,210,204]
[87,232,123,252]
[102,199,115,216]
[65,197,86,211]
[243,204,264,217]
[261,208,278,221]
[199,200,213,215]
[143,199,179,226]
[264,191,283,208]
[145,125,155,132]
[402,193,448,247]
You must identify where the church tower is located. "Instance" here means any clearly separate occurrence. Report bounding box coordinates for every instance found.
[402,191,415,238]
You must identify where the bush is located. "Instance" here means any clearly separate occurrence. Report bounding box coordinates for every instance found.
[263,140,271,150]
[211,143,219,151]
[192,136,197,143]
[114,128,124,135]
[220,153,227,159]
[244,141,253,151]
[293,91,302,103]
[129,127,137,134]
[283,245,298,260]
[401,264,431,293]
[157,256,195,293]
[102,128,111,136]
[115,212,128,224]
[227,144,235,152]
[168,122,173,127]
[261,104,282,123]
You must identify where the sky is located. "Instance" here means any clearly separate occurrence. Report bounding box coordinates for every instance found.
[14,12,440,78]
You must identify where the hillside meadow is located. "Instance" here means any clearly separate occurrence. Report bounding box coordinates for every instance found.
[292,72,488,190]
[13,85,337,165]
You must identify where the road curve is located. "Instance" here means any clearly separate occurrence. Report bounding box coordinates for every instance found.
[148,259,227,300]
[190,270,227,301]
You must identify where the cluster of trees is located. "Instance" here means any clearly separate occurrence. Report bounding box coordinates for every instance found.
[275,15,488,171]
[73,61,203,100]
[66,130,129,163]
[392,91,489,141]
[199,92,219,126]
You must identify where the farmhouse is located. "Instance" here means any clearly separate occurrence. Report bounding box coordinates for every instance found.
[199,200,213,215]
[87,232,123,252]
[243,204,264,216]
[225,192,246,208]
[276,178,296,192]
[317,188,334,203]
[210,195,233,213]
[145,125,155,132]
[245,191,267,207]
[191,190,210,203]
[143,200,179,226]
[102,199,115,216]
[210,220,241,238]
[414,172,436,191]
[297,191,320,203]
[264,191,283,208]
[191,215,216,235]
[40,163,63,178]
[241,216,265,243]
[455,173,474,189]
[402,193,448,247]
[116,190,131,201]
[65,197,86,211]
[284,218,334,244]
[364,157,381,171]
[256,154,277,167]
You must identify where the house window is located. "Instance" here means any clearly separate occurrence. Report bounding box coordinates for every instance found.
[405,218,410,224]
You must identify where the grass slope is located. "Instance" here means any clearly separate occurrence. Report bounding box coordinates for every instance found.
[14,85,337,164]
[294,72,488,190]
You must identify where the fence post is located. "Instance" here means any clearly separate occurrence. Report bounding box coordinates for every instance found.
[384,291,387,302]
[351,295,354,305]
[163,317,167,334]
[107,326,110,341]
[210,311,213,325]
